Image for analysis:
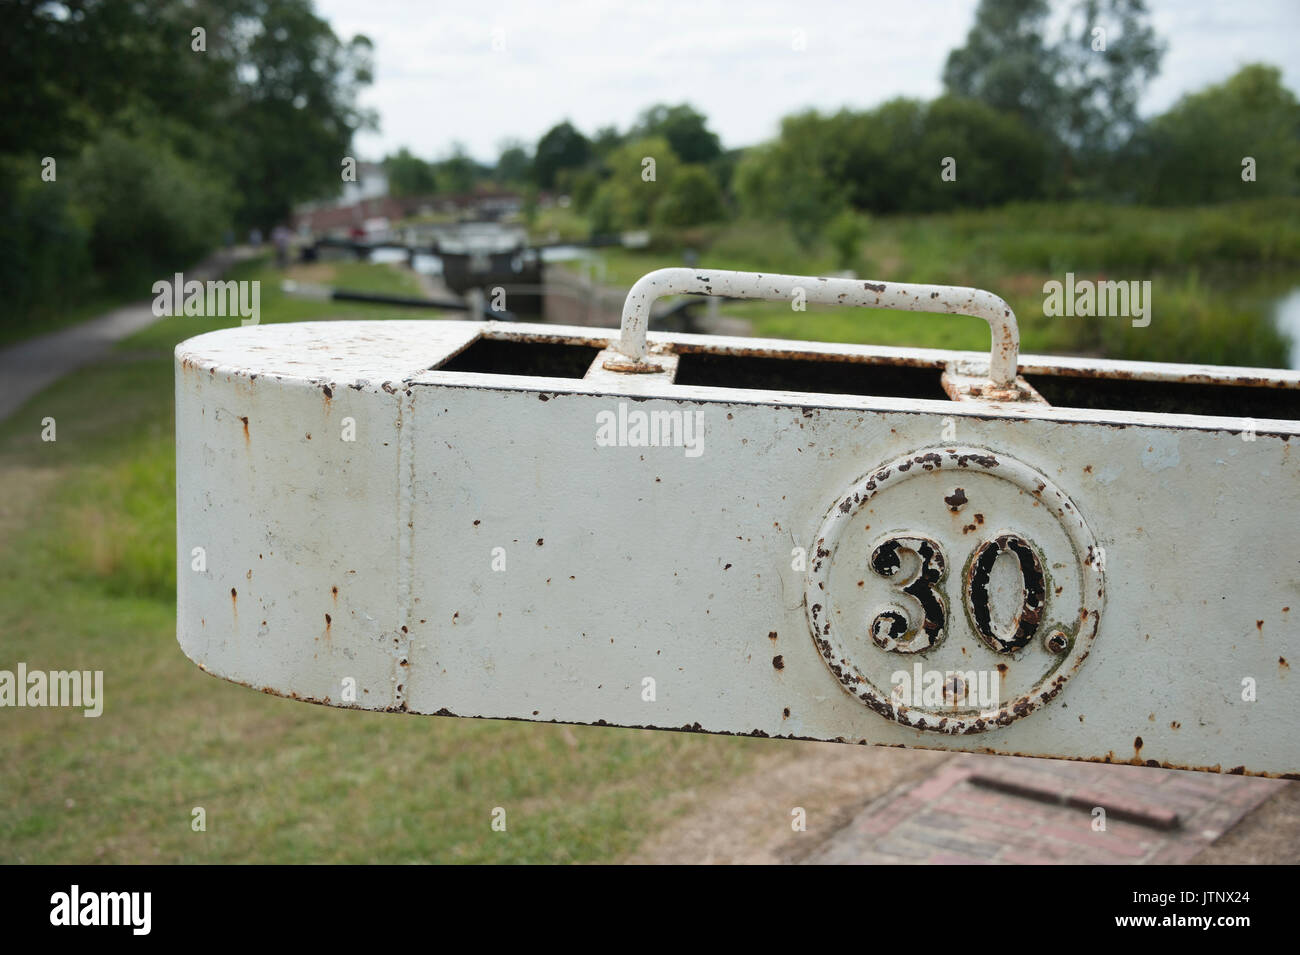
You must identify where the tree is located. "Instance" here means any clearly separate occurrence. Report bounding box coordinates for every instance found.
[632,104,722,164]
[733,97,1047,225]
[734,111,853,245]
[0,0,229,157]
[590,125,624,161]
[533,120,590,190]
[226,1,377,229]
[0,155,90,319]
[1055,0,1166,156]
[1129,65,1300,205]
[385,148,436,197]
[73,128,230,277]
[587,136,680,229]
[0,0,376,334]
[436,144,479,195]
[3,0,377,232]
[942,0,1061,136]
[943,0,1164,187]
[654,165,726,227]
[913,96,1050,210]
[495,140,531,184]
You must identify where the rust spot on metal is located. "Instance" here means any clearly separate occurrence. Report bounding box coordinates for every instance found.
[1281,657,1290,669]
[772,655,785,670]
[768,631,778,641]
[602,355,664,374]
[944,487,968,511]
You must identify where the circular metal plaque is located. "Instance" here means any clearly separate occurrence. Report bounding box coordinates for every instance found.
[805,446,1104,734]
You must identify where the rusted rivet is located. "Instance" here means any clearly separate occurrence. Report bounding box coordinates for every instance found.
[943,676,965,703]
[1045,629,1070,654]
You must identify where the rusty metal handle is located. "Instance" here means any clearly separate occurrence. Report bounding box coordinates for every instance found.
[614,268,1020,389]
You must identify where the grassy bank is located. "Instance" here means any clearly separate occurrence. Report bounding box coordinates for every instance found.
[0,258,773,863]
[576,199,1299,367]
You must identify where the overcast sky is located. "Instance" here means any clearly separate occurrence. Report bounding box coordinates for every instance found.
[313,0,1300,162]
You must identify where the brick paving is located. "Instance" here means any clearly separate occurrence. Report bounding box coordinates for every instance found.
[803,753,1285,864]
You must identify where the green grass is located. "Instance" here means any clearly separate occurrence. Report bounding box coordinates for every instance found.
[3,203,1298,862]
[526,204,592,243]
[0,256,772,863]
[326,259,427,295]
[588,200,1300,367]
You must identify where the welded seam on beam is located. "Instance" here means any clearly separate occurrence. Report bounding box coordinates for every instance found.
[394,387,416,710]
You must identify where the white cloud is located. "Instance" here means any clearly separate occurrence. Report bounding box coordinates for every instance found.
[314,0,1300,162]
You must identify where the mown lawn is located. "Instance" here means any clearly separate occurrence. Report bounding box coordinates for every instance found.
[0,258,771,863]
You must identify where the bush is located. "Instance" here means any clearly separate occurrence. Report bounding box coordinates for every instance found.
[733,97,1048,230]
[586,136,680,230]
[0,156,91,324]
[733,119,851,245]
[1128,65,1300,205]
[73,129,231,286]
[653,165,726,227]
[825,209,869,269]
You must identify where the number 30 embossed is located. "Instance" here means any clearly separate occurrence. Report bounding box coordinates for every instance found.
[868,533,1046,655]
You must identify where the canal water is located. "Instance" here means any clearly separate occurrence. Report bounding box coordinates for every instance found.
[1274,286,1300,369]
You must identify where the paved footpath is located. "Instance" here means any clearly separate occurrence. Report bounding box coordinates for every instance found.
[0,249,251,423]
[803,752,1285,864]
